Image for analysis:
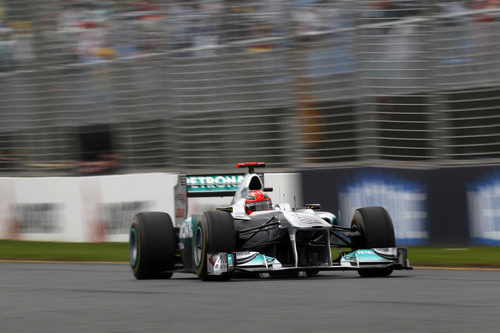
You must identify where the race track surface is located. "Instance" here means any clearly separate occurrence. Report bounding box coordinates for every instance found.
[1,262,499,332]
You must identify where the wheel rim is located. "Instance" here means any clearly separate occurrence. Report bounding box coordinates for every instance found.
[194,226,203,267]
[129,227,138,267]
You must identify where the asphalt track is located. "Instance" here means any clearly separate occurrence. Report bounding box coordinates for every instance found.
[1,262,499,333]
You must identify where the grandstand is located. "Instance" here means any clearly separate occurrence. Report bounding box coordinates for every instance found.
[0,0,498,174]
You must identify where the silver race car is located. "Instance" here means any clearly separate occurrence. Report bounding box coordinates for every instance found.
[129,162,411,281]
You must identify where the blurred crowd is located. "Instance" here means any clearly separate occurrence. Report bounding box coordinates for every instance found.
[0,0,167,69]
[0,0,499,71]
[0,0,499,175]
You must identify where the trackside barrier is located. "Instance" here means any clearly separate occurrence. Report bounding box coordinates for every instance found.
[0,173,300,242]
[302,165,500,246]
[0,173,178,242]
[2,167,498,245]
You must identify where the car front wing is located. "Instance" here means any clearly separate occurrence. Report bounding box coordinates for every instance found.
[205,248,412,276]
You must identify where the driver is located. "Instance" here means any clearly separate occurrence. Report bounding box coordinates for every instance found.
[245,190,273,215]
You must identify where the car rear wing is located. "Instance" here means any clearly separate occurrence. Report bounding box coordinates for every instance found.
[174,173,265,225]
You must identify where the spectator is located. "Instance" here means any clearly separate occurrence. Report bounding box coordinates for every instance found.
[471,0,499,22]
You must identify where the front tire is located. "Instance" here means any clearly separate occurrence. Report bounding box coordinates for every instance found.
[358,267,393,277]
[193,211,236,281]
[350,206,396,278]
[305,269,320,277]
[350,206,395,249]
[130,212,176,280]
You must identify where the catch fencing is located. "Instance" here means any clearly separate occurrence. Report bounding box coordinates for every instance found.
[0,1,499,174]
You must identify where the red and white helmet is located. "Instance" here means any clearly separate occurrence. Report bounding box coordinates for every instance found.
[245,190,272,215]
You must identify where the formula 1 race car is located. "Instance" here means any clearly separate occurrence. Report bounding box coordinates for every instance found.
[129,162,411,281]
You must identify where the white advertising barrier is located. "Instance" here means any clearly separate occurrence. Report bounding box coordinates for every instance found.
[79,174,177,242]
[0,172,300,242]
[0,173,177,242]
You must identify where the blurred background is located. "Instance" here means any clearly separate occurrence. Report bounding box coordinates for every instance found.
[0,0,498,176]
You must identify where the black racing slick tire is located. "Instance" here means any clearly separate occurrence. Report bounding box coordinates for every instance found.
[350,206,396,250]
[129,212,176,280]
[193,211,236,281]
[350,206,396,278]
[358,267,393,277]
[305,269,320,277]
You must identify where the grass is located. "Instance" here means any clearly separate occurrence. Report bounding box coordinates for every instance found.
[406,246,500,268]
[1,240,500,267]
[0,240,129,262]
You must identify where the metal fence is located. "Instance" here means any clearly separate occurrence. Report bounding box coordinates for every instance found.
[0,0,499,174]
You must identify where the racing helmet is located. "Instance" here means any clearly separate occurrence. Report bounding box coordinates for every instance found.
[245,190,272,215]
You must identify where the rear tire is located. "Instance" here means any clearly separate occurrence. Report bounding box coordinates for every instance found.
[130,212,176,280]
[193,211,236,281]
[350,206,395,278]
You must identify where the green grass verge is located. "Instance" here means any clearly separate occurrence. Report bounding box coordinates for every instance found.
[406,246,500,268]
[1,240,500,267]
[0,240,129,262]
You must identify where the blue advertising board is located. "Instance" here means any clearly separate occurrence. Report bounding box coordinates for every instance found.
[301,165,500,246]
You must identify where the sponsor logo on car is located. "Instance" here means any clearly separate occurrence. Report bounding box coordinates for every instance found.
[179,222,193,239]
[187,175,245,192]
[207,253,229,275]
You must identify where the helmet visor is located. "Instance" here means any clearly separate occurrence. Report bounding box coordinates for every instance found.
[247,200,272,212]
